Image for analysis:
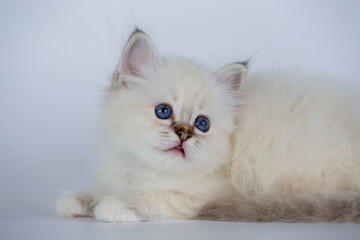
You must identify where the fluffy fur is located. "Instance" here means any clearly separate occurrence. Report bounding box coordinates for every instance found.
[56,29,360,223]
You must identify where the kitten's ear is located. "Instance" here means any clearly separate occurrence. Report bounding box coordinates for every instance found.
[113,29,161,88]
[213,62,248,91]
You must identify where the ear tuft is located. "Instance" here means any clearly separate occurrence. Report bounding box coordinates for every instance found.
[131,27,145,35]
[213,62,248,91]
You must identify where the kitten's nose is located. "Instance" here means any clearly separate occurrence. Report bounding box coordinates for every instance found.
[173,122,194,142]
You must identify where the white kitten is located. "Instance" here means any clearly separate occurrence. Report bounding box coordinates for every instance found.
[56,29,360,223]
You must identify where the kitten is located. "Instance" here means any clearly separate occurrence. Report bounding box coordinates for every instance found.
[56,29,360,223]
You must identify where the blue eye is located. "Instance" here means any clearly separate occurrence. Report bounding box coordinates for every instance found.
[155,104,172,119]
[195,116,210,132]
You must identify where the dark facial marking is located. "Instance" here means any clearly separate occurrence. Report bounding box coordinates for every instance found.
[172,122,194,142]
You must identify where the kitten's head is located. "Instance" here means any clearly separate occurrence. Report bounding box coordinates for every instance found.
[102,29,247,173]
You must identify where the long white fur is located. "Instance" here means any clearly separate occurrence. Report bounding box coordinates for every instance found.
[56,30,360,223]
[232,70,360,195]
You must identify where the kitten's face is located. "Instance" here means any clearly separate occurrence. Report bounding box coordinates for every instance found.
[102,30,246,173]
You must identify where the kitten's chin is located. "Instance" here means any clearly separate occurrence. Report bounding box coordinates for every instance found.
[164,146,185,158]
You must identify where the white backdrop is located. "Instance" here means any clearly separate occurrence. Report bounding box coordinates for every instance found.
[1,0,360,239]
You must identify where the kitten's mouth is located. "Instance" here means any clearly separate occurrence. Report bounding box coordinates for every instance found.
[165,145,185,157]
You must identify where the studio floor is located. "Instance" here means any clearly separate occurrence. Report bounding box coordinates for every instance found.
[1,215,360,240]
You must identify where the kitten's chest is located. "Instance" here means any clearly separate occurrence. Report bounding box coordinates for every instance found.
[124,168,232,199]
[125,170,193,192]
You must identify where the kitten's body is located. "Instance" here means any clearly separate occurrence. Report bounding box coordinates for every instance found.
[232,71,360,195]
[56,30,360,222]
[198,71,360,222]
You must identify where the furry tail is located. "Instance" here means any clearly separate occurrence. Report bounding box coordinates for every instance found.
[195,191,360,223]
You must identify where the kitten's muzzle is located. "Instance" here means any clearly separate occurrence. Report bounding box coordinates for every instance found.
[172,122,194,142]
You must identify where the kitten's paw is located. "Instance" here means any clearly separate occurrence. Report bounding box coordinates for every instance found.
[94,198,140,223]
[56,192,93,218]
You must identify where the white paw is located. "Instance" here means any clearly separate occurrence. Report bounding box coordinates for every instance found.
[56,192,92,218]
[94,199,140,223]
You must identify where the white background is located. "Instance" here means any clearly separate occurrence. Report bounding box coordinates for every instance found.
[1,0,360,239]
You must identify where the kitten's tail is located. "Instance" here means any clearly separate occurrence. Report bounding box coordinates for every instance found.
[195,191,360,223]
